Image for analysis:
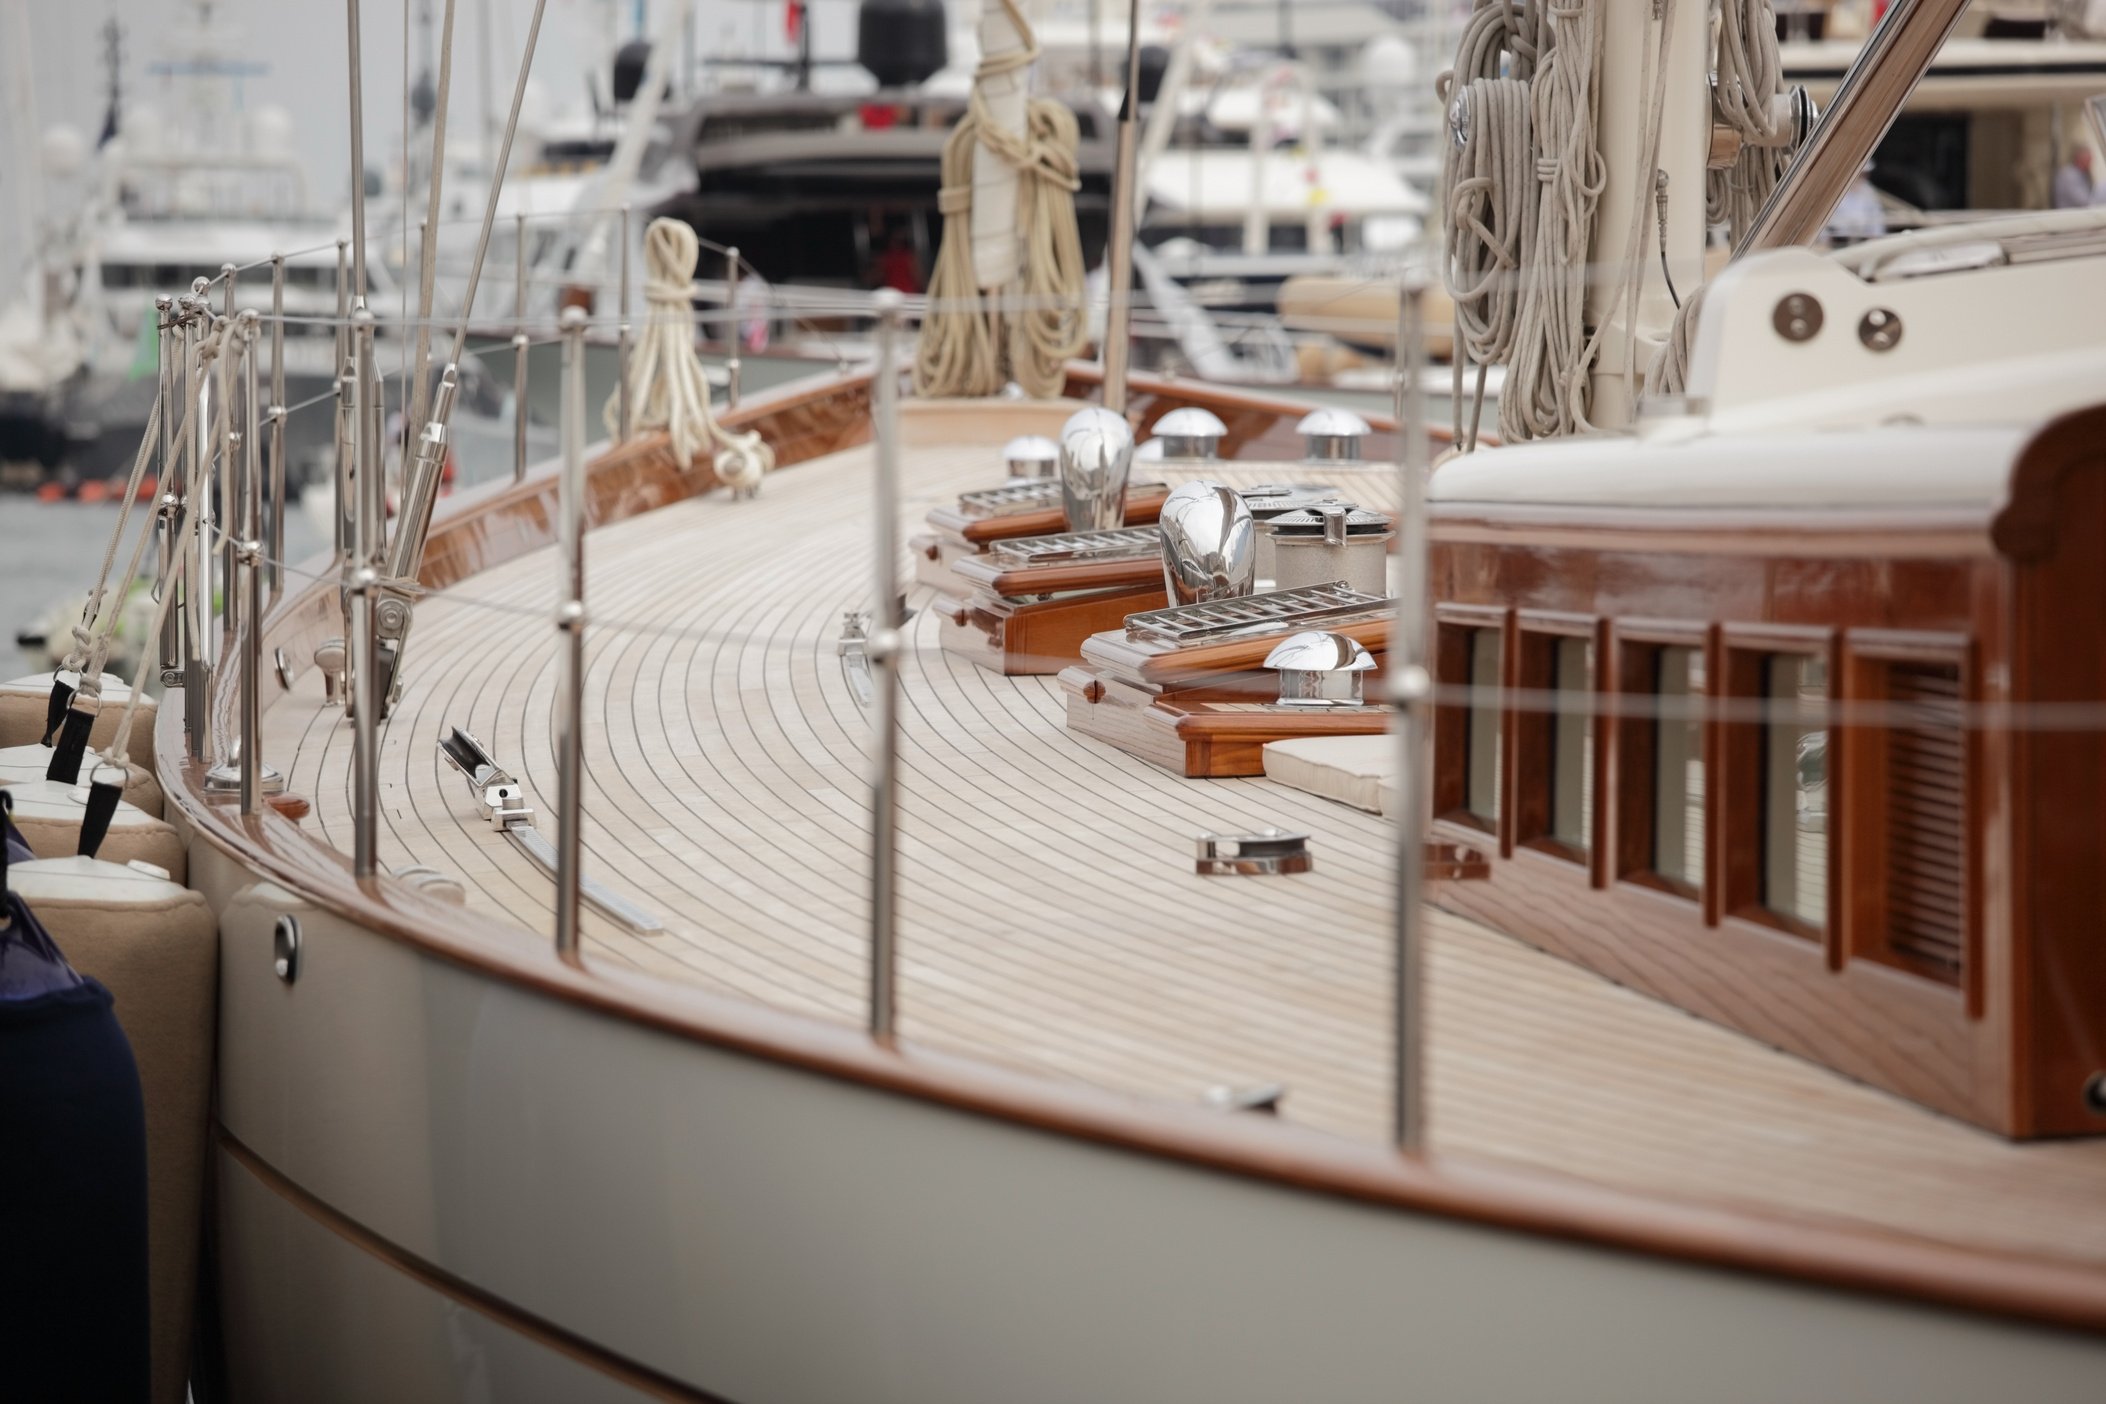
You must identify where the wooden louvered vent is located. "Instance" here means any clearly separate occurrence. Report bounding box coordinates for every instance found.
[1884,662,1965,984]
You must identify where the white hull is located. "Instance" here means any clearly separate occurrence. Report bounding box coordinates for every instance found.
[191,852,2106,1403]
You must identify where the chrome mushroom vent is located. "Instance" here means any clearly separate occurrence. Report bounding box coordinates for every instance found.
[1002,434,1060,480]
[1153,406,1227,460]
[1296,407,1371,462]
[1264,630,1377,707]
[1059,407,1136,531]
[1158,481,1257,605]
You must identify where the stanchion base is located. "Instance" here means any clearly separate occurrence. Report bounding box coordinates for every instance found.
[204,762,287,795]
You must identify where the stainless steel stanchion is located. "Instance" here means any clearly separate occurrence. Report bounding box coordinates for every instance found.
[867,289,905,1040]
[553,304,589,958]
[1389,273,1432,1153]
[725,245,742,409]
[350,307,382,877]
[514,212,530,482]
[267,253,288,603]
[234,313,284,811]
[617,203,633,442]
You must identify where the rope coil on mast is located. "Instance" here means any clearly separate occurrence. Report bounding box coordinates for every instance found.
[1438,0,1609,447]
[914,0,1088,401]
[609,217,774,494]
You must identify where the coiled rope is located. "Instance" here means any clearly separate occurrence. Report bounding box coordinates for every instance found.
[609,216,774,495]
[1708,0,1790,247]
[1440,0,1615,448]
[914,0,1088,401]
[1500,0,1606,442]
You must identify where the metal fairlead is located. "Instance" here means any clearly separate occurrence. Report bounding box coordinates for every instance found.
[1858,307,1903,351]
[272,915,301,983]
[1773,292,1823,342]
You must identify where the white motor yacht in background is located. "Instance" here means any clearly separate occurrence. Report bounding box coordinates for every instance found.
[56,0,356,481]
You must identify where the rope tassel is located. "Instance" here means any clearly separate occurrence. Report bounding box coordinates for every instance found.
[914,0,1087,401]
[609,217,775,495]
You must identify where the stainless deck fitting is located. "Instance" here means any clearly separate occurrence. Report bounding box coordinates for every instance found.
[1204,1084,1287,1115]
[1297,406,1372,462]
[1059,406,1136,532]
[989,526,1159,567]
[1125,581,1391,645]
[437,727,664,934]
[1134,437,1166,462]
[1265,630,1378,707]
[1002,435,1059,479]
[437,729,531,829]
[836,611,875,708]
[1152,406,1227,460]
[1195,830,1313,876]
[1158,481,1257,606]
[314,638,346,707]
[1268,503,1395,595]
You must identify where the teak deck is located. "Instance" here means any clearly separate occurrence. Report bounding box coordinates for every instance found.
[257,415,2106,1279]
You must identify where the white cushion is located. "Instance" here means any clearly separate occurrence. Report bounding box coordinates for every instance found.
[1262,735,1401,815]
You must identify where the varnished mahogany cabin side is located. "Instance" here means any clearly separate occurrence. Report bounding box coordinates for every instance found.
[1424,407,2106,1139]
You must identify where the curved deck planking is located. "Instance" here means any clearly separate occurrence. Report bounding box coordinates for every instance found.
[260,427,2106,1274]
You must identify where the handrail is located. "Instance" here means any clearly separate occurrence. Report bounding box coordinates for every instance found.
[1735,0,1975,255]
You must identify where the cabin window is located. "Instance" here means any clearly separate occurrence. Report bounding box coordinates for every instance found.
[1434,617,1504,835]
[1652,646,1707,893]
[1466,629,1503,825]
[1514,619,1598,864]
[1761,654,1829,931]
[1549,638,1595,852]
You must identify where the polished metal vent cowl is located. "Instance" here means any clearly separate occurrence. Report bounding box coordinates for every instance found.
[1060,407,1137,531]
[1153,406,1228,460]
[1264,630,1378,707]
[1296,406,1371,462]
[1002,434,1060,480]
[1158,481,1257,606]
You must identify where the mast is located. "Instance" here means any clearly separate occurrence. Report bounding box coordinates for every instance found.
[1100,0,1143,414]
[1586,0,1707,430]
